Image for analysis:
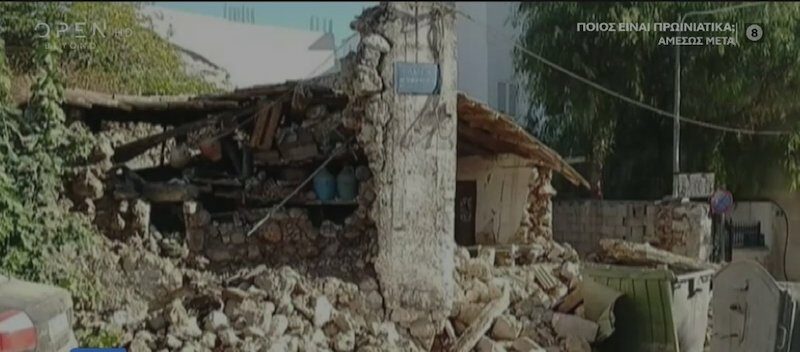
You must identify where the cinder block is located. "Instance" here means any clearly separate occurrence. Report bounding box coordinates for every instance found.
[606,215,624,227]
[631,204,644,218]
[631,226,645,242]
[617,204,630,217]
[624,217,644,227]
[645,224,655,238]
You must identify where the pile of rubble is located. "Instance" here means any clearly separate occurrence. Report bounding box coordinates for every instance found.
[65,134,593,352]
[446,240,594,352]
[125,265,420,352]
[63,212,592,352]
[66,233,417,352]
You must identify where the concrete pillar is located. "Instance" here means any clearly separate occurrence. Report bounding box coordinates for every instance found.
[348,1,458,324]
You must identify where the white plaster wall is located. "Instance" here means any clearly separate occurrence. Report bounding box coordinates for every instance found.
[730,201,777,249]
[351,2,458,320]
[486,2,519,108]
[455,2,529,120]
[455,2,489,103]
[758,193,799,281]
[141,6,335,88]
[457,154,532,245]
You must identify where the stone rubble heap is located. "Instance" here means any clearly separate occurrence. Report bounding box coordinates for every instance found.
[125,263,424,352]
[77,234,420,352]
[69,219,592,352]
[448,241,594,352]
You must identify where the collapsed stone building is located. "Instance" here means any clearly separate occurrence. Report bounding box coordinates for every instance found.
[48,3,603,351]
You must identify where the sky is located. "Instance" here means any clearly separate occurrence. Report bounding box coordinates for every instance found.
[154,2,376,45]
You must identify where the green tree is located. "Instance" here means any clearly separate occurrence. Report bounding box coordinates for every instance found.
[514,3,800,198]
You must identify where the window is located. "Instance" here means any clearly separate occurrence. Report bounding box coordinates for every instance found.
[509,83,518,117]
[497,82,507,113]
[497,81,519,116]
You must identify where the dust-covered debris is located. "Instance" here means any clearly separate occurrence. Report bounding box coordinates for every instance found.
[447,240,591,352]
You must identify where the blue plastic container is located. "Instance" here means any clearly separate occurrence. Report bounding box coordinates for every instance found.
[337,166,358,201]
[313,168,337,201]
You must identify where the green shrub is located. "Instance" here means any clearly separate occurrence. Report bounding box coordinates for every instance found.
[1,2,219,95]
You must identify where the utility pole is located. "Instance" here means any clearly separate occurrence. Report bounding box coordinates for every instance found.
[673,14,682,179]
[672,2,768,196]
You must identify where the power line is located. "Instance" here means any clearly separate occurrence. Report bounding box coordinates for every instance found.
[455,7,792,136]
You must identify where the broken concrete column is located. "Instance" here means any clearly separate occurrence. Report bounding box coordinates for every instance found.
[349,2,458,323]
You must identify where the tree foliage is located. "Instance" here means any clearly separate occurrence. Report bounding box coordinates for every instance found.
[0,3,215,346]
[1,2,218,95]
[514,3,800,198]
[0,33,96,281]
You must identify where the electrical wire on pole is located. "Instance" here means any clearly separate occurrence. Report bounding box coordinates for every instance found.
[454,6,792,136]
[673,2,772,182]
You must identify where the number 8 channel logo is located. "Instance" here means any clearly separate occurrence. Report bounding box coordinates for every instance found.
[745,23,763,42]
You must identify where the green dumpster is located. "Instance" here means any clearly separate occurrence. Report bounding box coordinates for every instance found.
[584,263,714,352]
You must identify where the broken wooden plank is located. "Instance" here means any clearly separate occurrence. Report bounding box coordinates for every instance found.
[112,106,256,164]
[452,285,510,352]
[250,102,273,148]
[261,101,282,150]
[111,117,213,163]
[598,239,718,271]
[556,286,583,314]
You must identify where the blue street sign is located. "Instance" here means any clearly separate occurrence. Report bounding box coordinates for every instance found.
[709,190,734,214]
[394,62,440,95]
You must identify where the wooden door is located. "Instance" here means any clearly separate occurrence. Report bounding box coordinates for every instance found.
[455,181,477,246]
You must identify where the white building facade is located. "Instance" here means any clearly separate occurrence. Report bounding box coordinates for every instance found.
[456,2,530,122]
[140,2,529,116]
[141,6,336,89]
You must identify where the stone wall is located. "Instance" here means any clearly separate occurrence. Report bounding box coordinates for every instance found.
[344,1,458,339]
[518,167,556,244]
[181,179,376,273]
[553,200,712,260]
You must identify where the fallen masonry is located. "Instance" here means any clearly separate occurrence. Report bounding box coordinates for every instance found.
[37,2,604,351]
[63,224,590,352]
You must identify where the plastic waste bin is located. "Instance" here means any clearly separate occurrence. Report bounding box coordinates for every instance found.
[585,263,714,352]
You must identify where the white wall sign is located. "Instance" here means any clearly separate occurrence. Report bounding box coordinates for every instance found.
[674,173,715,198]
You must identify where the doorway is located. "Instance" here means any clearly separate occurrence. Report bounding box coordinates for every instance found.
[455,180,477,246]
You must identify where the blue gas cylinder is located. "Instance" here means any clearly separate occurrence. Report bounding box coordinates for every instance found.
[313,167,337,201]
[337,165,358,201]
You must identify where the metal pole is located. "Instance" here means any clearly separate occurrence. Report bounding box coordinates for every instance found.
[672,3,767,197]
[673,15,683,180]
